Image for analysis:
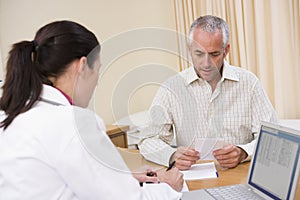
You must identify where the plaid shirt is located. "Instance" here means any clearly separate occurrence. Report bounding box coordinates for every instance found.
[139,61,278,166]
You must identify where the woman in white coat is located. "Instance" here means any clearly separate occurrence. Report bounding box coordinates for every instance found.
[0,20,183,200]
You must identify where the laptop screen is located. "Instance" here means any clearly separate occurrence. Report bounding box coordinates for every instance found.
[248,123,300,199]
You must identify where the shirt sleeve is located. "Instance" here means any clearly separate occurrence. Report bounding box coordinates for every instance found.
[56,135,181,200]
[238,79,278,161]
[55,108,182,200]
[138,86,177,166]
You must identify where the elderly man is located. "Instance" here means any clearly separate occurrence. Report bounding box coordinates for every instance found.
[139,15,277,170]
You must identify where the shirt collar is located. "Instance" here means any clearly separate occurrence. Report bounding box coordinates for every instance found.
[184,61,239,86]
[39,84,72,106]
[221,61,239,82]
[54,87,73,105]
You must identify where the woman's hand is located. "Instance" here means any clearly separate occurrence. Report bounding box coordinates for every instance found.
[156,167,184,192]
[132,166,160,183]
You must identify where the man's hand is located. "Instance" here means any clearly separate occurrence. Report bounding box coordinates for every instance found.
[170,146,200,170]
[213,144,248,168]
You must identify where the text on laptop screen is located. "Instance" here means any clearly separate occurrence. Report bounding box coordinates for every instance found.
[248,125,300,199]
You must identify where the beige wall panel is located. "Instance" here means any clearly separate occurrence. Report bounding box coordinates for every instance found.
[0,0,180,123]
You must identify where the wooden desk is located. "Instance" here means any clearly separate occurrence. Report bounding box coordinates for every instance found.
[118,148,300,199]
[106,125,129,148]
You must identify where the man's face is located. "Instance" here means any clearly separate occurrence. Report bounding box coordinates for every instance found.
[189,27,229,83]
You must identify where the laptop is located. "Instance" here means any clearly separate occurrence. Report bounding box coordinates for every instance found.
[182,122,300,200]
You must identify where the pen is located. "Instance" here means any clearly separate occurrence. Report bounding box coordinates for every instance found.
[166,160,176,171]
[140,171,157,186]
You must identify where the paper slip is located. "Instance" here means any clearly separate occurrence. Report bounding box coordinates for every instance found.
[181,181,189,192]
[180,162,218,181]
[195,138,227,160]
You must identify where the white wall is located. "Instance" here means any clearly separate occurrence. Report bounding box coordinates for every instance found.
[0,0,181,124]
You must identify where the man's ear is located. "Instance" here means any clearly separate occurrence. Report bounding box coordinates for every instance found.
[187,43,192,55]
[187,44,193,63]
[224,44,230,57]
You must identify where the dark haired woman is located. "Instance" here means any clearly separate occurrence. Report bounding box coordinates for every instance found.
[0,20,182,200]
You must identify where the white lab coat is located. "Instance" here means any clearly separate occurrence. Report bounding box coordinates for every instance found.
[0,84,181,200]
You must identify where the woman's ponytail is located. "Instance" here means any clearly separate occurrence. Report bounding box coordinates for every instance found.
[0,20,100,130]
[0,40,42,129]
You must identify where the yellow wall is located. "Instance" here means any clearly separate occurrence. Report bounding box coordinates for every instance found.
[0,0,181,123]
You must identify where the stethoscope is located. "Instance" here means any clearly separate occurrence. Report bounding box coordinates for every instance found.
[39,98,64,106]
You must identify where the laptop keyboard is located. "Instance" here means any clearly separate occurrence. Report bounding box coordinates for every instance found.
[206,184,265,200]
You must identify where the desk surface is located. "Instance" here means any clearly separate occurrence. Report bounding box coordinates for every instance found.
[118,148,300,199]
[106,125,129,148]
[106,125,129,135]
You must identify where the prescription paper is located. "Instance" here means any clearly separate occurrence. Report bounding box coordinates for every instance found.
[194,138,227,160]
[180,162,218,180]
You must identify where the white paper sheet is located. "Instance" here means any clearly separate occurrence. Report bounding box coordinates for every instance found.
[181,181,189,192]
[194,138,227,160]
[180,162,218,181]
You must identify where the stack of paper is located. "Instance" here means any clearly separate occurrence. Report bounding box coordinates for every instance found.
[181,162,218,181]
